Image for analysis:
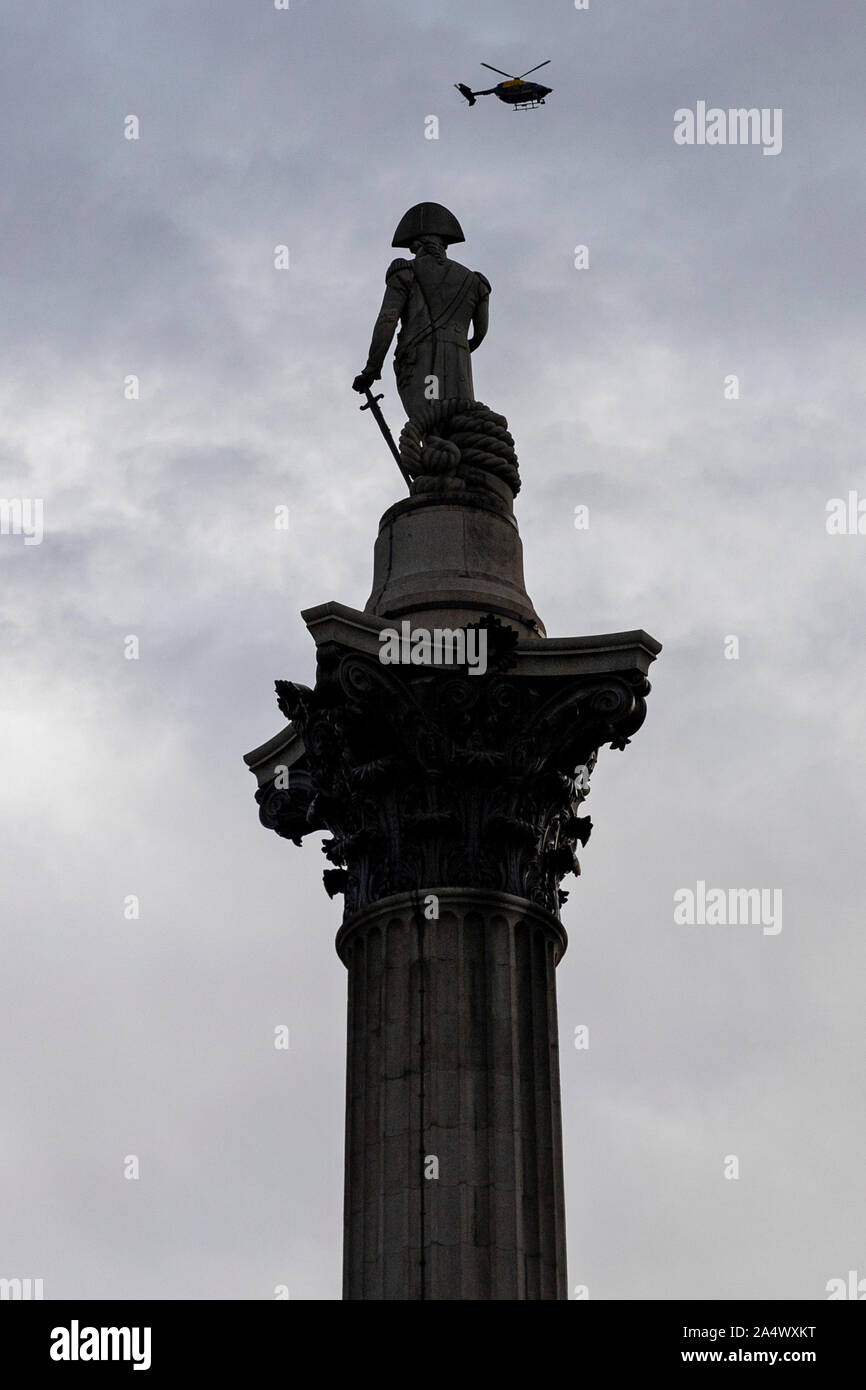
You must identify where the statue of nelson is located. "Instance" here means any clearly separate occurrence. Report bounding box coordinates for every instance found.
[352,203,490,421]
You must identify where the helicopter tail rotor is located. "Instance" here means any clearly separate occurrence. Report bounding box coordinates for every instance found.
[455,82,476,106]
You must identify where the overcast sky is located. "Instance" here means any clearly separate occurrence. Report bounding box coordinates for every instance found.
[1,0,864,1300]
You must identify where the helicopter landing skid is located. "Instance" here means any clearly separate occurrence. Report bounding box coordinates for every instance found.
[512,99,545,110]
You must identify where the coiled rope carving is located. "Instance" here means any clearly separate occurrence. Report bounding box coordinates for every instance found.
[398,399,520,496]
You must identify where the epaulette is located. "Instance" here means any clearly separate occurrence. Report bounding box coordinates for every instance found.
[386,257,414,282]
[476,271,491,294]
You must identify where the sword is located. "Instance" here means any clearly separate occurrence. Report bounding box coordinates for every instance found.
[359,389,412,492]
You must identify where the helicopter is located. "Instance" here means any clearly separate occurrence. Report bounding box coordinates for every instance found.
[455,60,553,111]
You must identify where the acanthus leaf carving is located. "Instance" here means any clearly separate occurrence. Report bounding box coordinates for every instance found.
[257,652,648,918]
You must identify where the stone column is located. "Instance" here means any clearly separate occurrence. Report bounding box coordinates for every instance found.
[337,888,567,1301]
[244,492,661,1301]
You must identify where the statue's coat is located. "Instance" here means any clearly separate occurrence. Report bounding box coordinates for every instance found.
[361,251,490,420]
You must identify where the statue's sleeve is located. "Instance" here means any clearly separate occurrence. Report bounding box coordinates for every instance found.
[470,273,490,351]
[363,267,413,377]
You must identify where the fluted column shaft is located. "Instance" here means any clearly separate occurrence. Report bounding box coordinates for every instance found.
[337,888,568,1301]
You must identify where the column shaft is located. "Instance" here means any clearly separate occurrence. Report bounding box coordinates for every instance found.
[337,888,568,1301]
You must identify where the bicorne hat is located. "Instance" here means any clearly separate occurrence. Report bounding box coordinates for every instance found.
[391,202,465,248]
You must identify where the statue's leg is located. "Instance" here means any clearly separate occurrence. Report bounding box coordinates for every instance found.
[456,344,475,403]
[397,382,415,420]
[398,343,435,420]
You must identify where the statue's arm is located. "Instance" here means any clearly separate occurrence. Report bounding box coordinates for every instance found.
[468,297,489,353]
[468,273,490,353]
[353,268,412,390]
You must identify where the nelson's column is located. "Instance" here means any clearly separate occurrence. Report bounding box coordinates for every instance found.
[244,203,661,1301]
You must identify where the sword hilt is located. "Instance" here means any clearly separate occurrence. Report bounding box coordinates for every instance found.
[359,392,384,411]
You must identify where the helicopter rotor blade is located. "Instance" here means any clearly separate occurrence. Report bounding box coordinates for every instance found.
[480,62,518,80]
[517,60,551,79]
